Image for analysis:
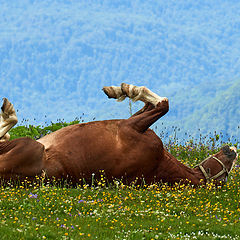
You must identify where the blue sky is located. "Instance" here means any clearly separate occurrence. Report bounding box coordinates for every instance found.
[0,0,240,139]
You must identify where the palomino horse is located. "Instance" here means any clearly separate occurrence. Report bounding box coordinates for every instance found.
[0,83,238,185]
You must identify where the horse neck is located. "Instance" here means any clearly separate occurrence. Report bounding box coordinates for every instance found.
[157,149,203,185]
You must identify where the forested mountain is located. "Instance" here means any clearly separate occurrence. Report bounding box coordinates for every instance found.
[0,0,240,141]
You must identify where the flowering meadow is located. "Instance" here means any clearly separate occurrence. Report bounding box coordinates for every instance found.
[0,122,239,239]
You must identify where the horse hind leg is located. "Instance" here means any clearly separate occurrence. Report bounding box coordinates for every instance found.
[0,98,18,141]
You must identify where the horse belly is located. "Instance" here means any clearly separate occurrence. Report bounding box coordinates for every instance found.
[38,122,123,180]
[38,122,163,183]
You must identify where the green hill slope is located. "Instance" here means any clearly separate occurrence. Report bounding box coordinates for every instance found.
[181,80,240,140]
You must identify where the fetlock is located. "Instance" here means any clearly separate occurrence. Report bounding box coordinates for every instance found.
[102,86,126,102]
[121,83,143,102]
[1,98,16,119]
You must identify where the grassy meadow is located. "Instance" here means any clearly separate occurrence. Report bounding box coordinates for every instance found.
[0,121,239,239]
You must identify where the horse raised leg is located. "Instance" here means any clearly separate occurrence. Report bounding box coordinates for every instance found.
[103,83,169,132]
[103,83,167,105]
[0,99,45,181]
[0,98,18,141]
[103,84,154,116]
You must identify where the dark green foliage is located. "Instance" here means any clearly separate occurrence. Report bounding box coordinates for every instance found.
[9,120,80,140]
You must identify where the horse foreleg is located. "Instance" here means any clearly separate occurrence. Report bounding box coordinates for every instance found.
[102,86,127,102]
[103,83,167,118]
[125,100,169,132]
[120,83,167,106]
[0,98,18,141]
[103,83,167,105]
[130,102,155,117]
[115,83,169,132]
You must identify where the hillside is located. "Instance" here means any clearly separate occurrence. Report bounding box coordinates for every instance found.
[0,1,240,140]
[183,80,240,140]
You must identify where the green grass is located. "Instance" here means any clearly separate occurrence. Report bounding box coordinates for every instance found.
[0,122,239,240]
[1,179,240,240]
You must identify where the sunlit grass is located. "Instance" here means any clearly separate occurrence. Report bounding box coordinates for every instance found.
[1,174,240,239]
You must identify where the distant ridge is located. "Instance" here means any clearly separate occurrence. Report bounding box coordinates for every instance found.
[0,1,240,141]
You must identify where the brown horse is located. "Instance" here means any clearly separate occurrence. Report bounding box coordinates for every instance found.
[0,83,238,185]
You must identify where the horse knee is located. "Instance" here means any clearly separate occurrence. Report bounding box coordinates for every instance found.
[156,98,169,115]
